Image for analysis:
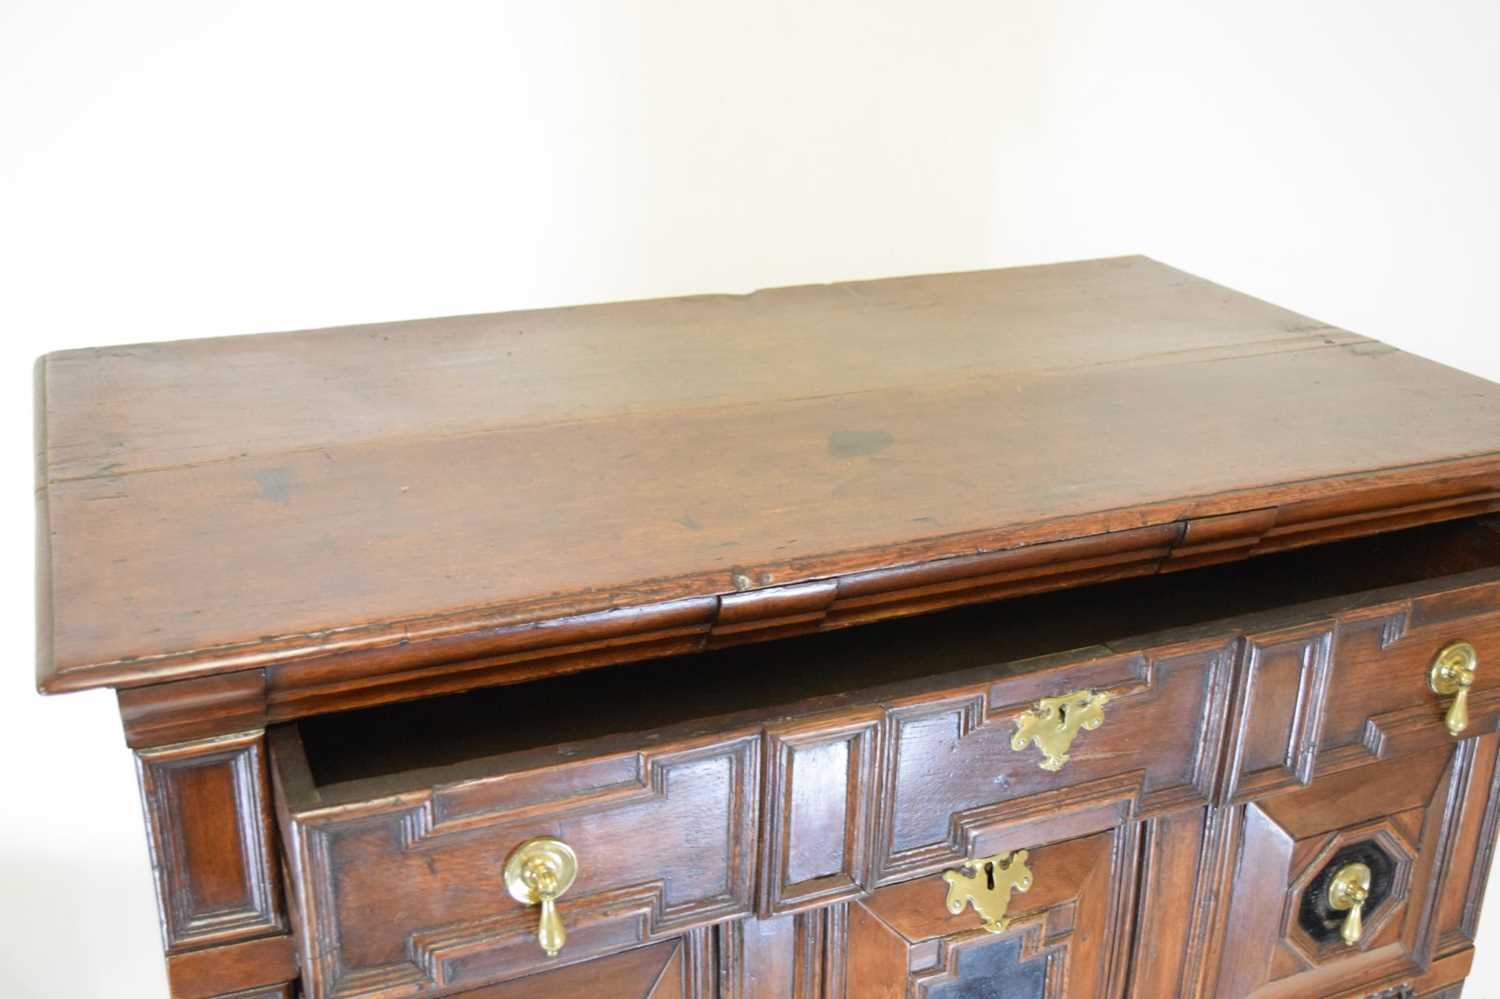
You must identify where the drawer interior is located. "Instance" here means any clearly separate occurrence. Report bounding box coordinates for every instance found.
[293,516,1500,792]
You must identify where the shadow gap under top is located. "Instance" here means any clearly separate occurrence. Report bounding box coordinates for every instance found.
[297,516,1500,790]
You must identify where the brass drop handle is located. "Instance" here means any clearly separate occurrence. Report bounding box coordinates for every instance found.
[504,837,578,957]
[1430,641,1478,737]
[1327,862,1371,945]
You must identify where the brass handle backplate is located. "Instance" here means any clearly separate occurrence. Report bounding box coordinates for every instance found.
[1430,641,1478,737]
[942,850,1034,933]
[1011,689,1109,771]
[504,837,578,957]
[1327,862,1372,945]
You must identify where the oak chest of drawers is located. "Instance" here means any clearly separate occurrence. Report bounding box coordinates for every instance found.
[35,257,1500,998]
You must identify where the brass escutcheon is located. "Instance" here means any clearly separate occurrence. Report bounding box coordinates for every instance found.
[942,850,1034,933]
[1430,641,1478,737]
[1011,689,1110,771]
[504,837,578,957]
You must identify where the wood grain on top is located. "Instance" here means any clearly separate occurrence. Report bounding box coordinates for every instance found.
[35,256,1500,693]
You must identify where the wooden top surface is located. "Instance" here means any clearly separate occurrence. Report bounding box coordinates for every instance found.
[36,256,1500,693]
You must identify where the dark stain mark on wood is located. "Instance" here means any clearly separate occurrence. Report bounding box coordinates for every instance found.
[254,467,296,504]
[829,430,894,458]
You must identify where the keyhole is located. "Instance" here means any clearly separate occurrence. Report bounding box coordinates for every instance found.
[984,861,995,890]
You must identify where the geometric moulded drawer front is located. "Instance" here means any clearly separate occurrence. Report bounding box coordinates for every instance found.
[874,638,1238,887]
[840,824,1138,998]
[1227,580,1500,803]
[1319,584,1500,773]
[1204,741,1482,998]
[269,726,760,999]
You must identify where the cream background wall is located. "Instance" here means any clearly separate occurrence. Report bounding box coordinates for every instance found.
[2,2,1497,995]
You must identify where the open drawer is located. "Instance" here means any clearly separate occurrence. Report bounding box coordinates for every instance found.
[271,720,760,998]
[270,516,1500,999]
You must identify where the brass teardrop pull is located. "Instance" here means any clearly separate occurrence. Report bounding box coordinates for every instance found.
[504,837,578,957]
[1430,641,1478,737]
[1327,862,1371,946]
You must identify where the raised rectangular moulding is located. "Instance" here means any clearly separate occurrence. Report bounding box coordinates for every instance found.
[135,731,285,952]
